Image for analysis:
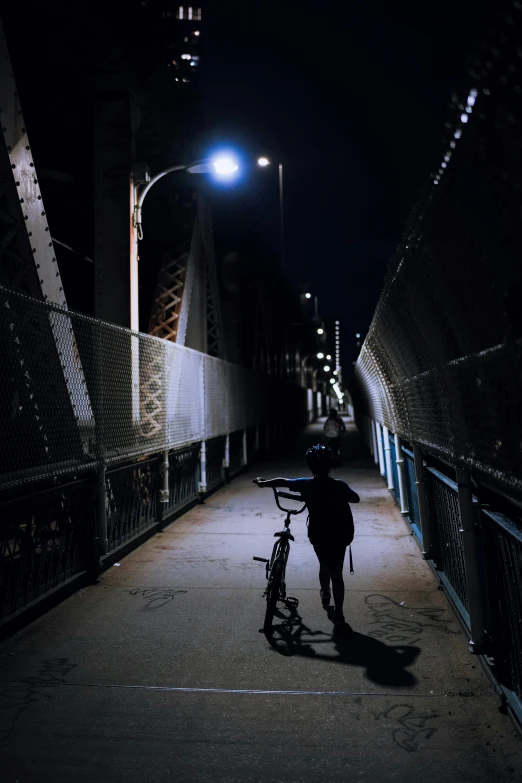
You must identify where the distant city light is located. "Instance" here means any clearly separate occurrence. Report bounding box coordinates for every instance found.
[326,354,331,360]
[213,156,239,176]
[257,157,270,167]
[317,352,324,359]
[356,333,361,338]
[333,370,338,375]
[460,113,469,123]
[194,30,200,36]
[181,54,191,60]
[323,365,330,372]
[317,328,324,335]
[454,129,462,139]
[305,292,312,299]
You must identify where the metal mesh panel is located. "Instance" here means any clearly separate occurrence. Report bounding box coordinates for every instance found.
[426,467,469,611]
[482,509,522,701]
[0,478,92,621]
[0,286,307,491]
[164,444,200,519]
[352,9,522,501]
[204,356,229,439]
[105,456,161,552]
[228,430,244,476]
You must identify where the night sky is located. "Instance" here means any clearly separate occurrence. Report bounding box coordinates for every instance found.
[201,0,484,362]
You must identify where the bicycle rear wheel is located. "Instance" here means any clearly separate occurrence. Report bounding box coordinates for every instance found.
[264,558,284,634]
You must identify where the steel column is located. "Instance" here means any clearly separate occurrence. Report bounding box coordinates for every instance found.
[456,467,490,654]
[394,434,409,515]
[376,421,386,477]
[413,445,434,559]
[383,426,394,491]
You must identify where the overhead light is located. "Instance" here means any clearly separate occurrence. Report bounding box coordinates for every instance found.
[326,354,331,360]
[329,378,335,384]
[355,333,361,338]
[317,352,324,359]
[194,30,200,36]
[257,157,270,167]
[213,156,239,175]
[317,328,324,335]
[305,292,312,299]
[181,54,191,60]
[323,365,330,372]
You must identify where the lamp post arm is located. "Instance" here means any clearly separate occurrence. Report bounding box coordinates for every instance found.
[134,164,188,235]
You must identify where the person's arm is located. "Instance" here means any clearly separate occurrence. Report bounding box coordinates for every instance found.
[253,477,291,488]
[339,418,346,433]
[345,484,360,503]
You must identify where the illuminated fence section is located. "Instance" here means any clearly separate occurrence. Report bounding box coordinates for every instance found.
[0,285,304,492]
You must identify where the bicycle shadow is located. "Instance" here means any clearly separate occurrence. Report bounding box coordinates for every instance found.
[265,601,420,688]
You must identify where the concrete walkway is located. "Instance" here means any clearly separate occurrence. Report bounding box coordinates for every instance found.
[1,421,521,782]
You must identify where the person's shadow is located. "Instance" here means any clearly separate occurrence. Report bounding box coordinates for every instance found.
[265,601,420,688]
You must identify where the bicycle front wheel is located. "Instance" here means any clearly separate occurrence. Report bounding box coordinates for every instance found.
[264,558,284,634]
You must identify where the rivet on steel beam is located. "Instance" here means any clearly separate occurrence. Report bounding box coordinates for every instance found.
[28,231,32,236]
[45,227,49,232]
[30,162,34,167]
[34,179,37,184]
[48,242,52,247]
[11,163,15,168]
[15,181,20,186]
[37,195,41,200]
[41,211,45,216]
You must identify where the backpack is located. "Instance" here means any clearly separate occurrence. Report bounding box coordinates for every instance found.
[306,478,354,548]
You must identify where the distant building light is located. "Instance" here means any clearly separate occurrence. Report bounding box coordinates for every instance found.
[181,54,191,60]
[317,328,324,335]
[323,365,330,372]
[317,352,324,359]
[305,292,312,299]
[188,6,193,19]
[182,78,190,83]
[460,113,469,123]
[454,129,462,139]
[355,333,360,338]
[194,30,200,36]
[333,370,338,375]
[178,5,184,19]
[326,354,331,360]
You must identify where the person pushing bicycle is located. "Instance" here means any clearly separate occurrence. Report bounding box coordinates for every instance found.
[254,444,359,628]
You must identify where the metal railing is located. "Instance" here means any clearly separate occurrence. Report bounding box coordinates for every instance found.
[359,413,522,728]
[105,456,161,552]
[163,444,201,521]
[0,478,93,622]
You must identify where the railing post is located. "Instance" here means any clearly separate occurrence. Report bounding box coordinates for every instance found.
[383,426,394,491]
[224,433,230,469]
[371,420,379,465]
[199,441,207,494]
[456,466,490,655]
[394,434,409,515]
[242,428,248,466]
[160,449,169,504]
[376,421,386,477]
[97,463,108,557]
[413,445,434,560]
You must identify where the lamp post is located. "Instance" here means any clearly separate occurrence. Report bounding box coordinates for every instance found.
[257,157,285,274]
[130,156,238,331]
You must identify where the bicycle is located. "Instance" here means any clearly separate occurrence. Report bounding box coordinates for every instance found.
[253,487,306,635]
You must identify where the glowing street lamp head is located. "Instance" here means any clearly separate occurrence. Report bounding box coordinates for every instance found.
[213,156,239,176]
[317,328,324,335]
[317,352,324,359]
[326,354,331,360]
[329,378,335,385]
[323,365,330,372]
[305,292,312,299]
[257,157,270,167]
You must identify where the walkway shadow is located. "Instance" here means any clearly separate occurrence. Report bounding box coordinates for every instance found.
[265,600,420,688]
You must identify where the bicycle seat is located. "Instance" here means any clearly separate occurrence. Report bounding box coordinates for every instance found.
[274,529,295,541]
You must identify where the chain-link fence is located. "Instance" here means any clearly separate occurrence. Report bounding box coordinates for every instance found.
[352,5,522,503]
[0,285,304,492]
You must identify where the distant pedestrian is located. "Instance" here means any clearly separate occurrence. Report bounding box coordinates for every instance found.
[254,444,359,628]
[323,408,346,464]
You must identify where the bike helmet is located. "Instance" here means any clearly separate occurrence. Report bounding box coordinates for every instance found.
[305,444,334,475]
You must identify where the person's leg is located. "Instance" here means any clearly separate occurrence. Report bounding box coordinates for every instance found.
[330,567,345,615]
[313,544,331,598]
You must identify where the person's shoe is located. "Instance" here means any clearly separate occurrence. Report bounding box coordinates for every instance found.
[332,610,345,626]
[320,589,331,608]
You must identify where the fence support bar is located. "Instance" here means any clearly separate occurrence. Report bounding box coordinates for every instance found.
[242,429,248,466]
[199,441,207,494]
[97,464,108,556]
[376,421,386,477]
[383,426,394,491]
[371,420,379,465]
[413,445,433,559]
[456,466,489,655]
[224,433,230,469]
[160,449,169,503]
[394,434,409,515]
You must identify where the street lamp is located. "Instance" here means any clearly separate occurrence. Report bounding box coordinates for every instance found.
[317,328,324,335]
[257,156,285,273]
[130,155,238,330]
[305,292,312,299]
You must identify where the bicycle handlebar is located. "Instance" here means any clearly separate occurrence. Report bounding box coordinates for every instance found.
[273,488,307,515]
